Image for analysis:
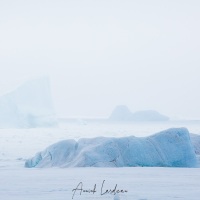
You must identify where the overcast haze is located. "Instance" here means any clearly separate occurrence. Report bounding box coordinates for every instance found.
[0,0,200,119]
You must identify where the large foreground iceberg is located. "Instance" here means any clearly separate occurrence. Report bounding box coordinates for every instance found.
[25,128,197,168]
[190,133,200,165]
[0,77,57,128]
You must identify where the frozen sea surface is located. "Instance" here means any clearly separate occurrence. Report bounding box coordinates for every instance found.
[0,121,200,199]
[0,167,200,200]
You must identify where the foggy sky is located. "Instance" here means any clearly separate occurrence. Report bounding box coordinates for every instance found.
[0,0,200,119]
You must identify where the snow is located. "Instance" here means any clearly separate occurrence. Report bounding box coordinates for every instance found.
[1,121,200,199]
[1,167,200,200]
[0,77,57,128]
[25,128,197,168]
[114,194,121,200]
[109,105,169,121]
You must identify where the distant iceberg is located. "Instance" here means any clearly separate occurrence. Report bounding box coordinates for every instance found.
[109,105,169,121]
[0,77,57,128]
[25,128,197,168]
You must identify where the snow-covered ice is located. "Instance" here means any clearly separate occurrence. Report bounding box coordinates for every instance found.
[1,121,200,199]
[1,167,200,200]
[25,128,197,168]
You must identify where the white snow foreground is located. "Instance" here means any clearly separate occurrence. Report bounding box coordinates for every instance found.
[25,128,197,168]
[0,77,57,128]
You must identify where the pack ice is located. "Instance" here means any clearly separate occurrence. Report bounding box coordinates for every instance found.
[0,77,57,128]
[25,128,197,168]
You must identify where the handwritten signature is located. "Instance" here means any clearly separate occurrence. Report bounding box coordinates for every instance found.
[72,180,128,199]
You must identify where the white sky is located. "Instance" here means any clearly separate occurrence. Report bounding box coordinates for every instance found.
[0,0,200,119]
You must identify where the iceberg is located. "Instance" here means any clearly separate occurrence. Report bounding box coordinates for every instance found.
[25,128,197,168]
[109,105,133,121]
[109,105,169,121]
[191,133,200,155]
[190,133,200,165]
[0,77,57,128]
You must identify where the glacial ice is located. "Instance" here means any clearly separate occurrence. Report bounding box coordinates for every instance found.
[25,128,197,168]
[190,133,200,165]
[0,77,57,128]
[109,105,169,121]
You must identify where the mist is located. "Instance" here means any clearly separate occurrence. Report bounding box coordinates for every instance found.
[0,0,200,119]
